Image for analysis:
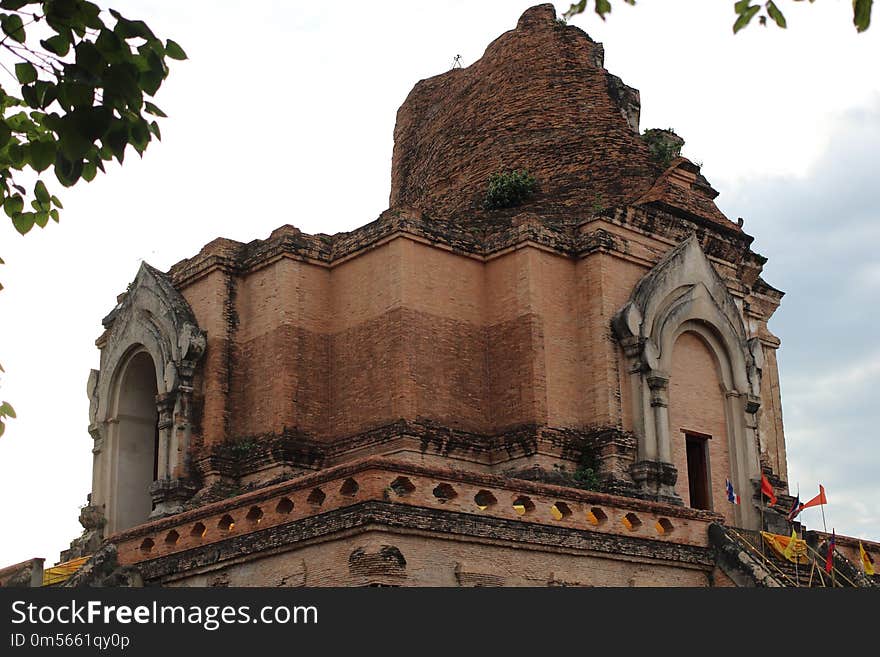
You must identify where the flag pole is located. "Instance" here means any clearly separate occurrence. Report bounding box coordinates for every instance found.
[755,443,765,558]
[831,528,836,587]
[820,501,828,534]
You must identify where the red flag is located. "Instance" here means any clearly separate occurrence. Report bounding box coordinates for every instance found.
[761,473,777,506]
[800,484,827,511]
[825,529,835,574]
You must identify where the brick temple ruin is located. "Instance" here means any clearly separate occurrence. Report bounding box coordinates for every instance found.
[5,4,877,588]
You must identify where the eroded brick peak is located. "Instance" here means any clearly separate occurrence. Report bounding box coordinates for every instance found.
[390,4,738,231]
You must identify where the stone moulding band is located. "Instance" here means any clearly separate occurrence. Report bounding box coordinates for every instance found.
[111,454,723,568]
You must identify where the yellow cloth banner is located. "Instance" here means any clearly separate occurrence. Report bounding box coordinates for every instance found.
[859,541,876,576]
[761,531,809,565]
[42,555,90,586]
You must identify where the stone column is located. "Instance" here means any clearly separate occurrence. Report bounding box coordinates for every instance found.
[155,392,175,479]
[149,359,199,519]
[648,372,671,463]
[628,370,680,505]
[620,337,655,462]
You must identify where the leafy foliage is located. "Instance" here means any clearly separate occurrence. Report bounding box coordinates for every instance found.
[0,395,15,439]
[564,0,873,33]
[573,450,601,490]
[0,0,186,239]
[484,169,537,210]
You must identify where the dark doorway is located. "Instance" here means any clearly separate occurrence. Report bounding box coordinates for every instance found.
[685,433,711,510]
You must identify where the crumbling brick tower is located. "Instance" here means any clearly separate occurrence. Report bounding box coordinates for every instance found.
[71,5,791,586]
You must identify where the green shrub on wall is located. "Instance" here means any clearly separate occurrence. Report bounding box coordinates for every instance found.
[484,169,538,210]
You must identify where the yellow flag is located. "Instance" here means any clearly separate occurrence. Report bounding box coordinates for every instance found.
[782,528,798,561]
[859,541,875,576]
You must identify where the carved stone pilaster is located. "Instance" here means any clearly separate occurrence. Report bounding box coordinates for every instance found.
[629,460,682,505]
[647,371,672,464]
[745,393,761,416]
[149,478,199,519]
[156,393,175,431]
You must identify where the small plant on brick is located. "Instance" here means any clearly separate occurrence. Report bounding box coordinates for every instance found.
[483,169,538,210]
[641,128,683,170]
[229,439,256,458]
[573,450,601,491]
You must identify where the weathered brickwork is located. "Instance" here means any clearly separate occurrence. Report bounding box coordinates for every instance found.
[61,4,828,588]
[160,3,786,513]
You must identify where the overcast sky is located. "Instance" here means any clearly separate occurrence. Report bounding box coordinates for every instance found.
[0,1,878,568]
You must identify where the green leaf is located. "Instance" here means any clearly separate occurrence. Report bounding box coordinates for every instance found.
[75,41,104,77]
[58,82,94,111]
[12,210,35,234]
[95,28,124,60]
[165,39,187,60]
[0,402,14,418]
[78,1,103,30]
[104,62,141,111]
[50,195,63,208]
[1,12,25,43]
[58,124,91,160]
[36,80,56,109]
[139,69,164,97]
[6,111,35,136]
[23,80,56,110]
[28,139,56,172]
[733,5,761,33]
[3,193,23,217]
[765,1,787,28]
[41,33,70,56]
[7,142,25,168]
[563,1,587,20]
[54,153,83,187]
[21,85,38,109]
[0,1,32,10]
[144,101,167,117]
[82,159,96,181]
[148,120,161,141]
[49,207,59,221]
[14,62,37,85]
[110,11,155,41]
[129,117,150,155]
[594,0,612,19]
[854,0,873,32]
[103,121,128,163]
[69,106,112,141]
[0,120,9,148]
[734,0,752,12]
[34,179,49,204]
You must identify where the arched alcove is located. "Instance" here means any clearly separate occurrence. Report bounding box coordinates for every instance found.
[668,330,731,520]
[612,235,762,528]
[86,262,206,537]
[112,349,159,532]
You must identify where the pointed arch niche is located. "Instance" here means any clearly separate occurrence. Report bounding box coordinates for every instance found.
[87,263,206,535]
[612,235,763,529]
